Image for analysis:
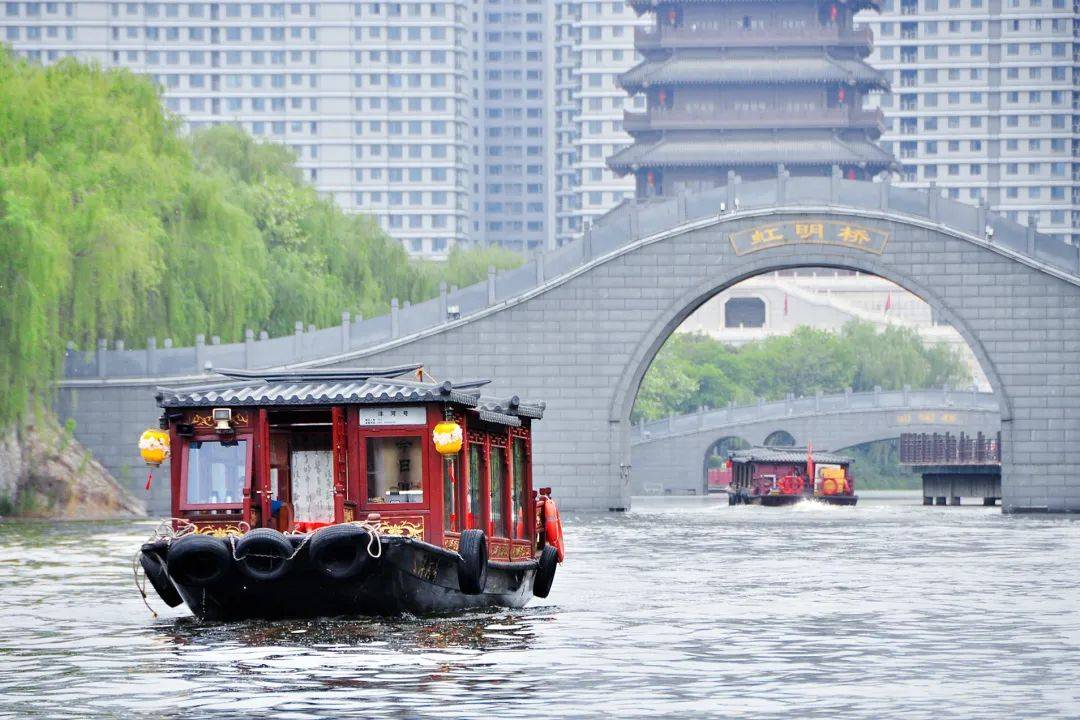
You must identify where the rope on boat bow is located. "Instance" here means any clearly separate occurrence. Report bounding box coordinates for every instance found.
[133,520,384,616]
[227,521,384,563]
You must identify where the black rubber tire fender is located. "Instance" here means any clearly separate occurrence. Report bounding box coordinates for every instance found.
[140,552,184,607]
[234,528,294,582]
[532,544,559,599]
[307,523,372,580]
[167,534,231,587]
[457,529,488,595]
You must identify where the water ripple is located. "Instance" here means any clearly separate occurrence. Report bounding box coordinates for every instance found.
[2,492,1079,719]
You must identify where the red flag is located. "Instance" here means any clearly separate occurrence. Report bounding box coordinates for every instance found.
[783,293,789,316]
[884,291,893,314]
[806,441,815,489]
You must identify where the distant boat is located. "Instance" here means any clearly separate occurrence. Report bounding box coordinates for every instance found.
[725,447,858,506]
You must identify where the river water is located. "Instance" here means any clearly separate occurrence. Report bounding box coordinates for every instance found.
[2,492,1079,719]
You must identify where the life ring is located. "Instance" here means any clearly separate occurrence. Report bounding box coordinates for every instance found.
[541,496,565,563]
[822,478,839,496]
[778,475,803,495]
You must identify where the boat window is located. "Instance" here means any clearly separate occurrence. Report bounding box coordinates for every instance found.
[512,438,528,539]
[443,457,458,531]
[467,442,484,529]
[186,439,247,505]
[366,435,424,504]
[489,445,507,537]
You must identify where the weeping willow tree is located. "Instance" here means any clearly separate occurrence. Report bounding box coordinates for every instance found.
[0,51,523,428]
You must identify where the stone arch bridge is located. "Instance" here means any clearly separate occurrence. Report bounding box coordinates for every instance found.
[58,173,1080,513]
[630,388,1000,495]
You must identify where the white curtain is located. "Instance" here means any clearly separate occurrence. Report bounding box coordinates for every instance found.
[291,449,334,523]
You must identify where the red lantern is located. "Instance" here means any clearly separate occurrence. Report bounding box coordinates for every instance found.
[829,3,838,21]
[646,170,656,186]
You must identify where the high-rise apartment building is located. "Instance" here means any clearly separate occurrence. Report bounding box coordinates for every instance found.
[8,1,1070,252]
[857,0,1078,244]
[553,1,649,245]
[3,0,474,258]
[470,0,549,252]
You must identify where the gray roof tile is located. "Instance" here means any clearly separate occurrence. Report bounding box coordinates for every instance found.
[730,447,853,465]
[620,55,888,92]
[608,131,895,169]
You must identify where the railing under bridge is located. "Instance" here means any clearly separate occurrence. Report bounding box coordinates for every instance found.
[900,431,1002,466]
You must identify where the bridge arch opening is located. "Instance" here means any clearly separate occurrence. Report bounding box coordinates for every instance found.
[763,430,796,447]
[702,436,751,494]
[626,262,1003,499]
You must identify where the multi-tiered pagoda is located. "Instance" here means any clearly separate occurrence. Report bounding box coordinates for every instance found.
[610,0,896,198]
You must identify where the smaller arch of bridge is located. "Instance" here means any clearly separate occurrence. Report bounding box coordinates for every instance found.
[630,388,1001,496]
[763,430,797,447]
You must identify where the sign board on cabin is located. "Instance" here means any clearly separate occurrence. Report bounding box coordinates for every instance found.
[358,406,428,427]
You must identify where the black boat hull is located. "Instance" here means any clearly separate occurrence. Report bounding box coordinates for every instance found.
[141,535,538,620]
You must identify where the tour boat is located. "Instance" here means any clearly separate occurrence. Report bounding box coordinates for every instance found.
[725,447,858,506]
[135,365,565,620]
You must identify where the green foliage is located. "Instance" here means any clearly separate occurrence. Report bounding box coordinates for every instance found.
[0,53,522,428]
[634,320,969,422]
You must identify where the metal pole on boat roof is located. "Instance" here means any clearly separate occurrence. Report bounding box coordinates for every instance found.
[391,299,400,338]
[244,329,254,368]
[486,267,496,306]
[340,312,350,351]
[195,334,205,373]
[293,322,303,359]
[438,283,448,321]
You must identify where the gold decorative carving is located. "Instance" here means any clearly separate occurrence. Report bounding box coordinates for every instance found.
[380,517,425,539]
[443,536,460,552]
[343,506,356,522]
[193,524,248,538]
[191,412,250,428]
[488,540,511,561]
[510,543,532,560]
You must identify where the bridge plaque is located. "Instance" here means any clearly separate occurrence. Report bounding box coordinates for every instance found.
[729,220,890,256]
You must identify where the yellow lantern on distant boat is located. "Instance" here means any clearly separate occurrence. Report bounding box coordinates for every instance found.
[138,428,171,466]
[432,421,463,456]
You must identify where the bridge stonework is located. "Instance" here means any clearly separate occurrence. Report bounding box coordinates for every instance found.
[629,390,1001,495]
[57,179,1080,514]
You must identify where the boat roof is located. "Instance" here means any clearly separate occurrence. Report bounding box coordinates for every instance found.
[155,366,545,425]
[729,447,853,465]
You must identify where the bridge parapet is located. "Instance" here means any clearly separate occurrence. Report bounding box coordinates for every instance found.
[62,171,1080,382]
[633,387,999,445]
